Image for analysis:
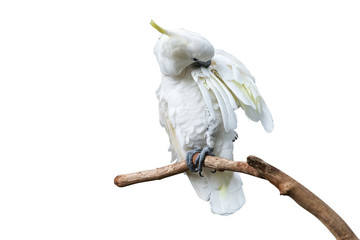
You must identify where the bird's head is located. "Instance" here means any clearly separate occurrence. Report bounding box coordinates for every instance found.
[151,20,215,77]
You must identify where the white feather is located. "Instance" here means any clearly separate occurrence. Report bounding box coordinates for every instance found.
[259,97,274,132]
[154,24,273,215]
[191,50,274,133]
[205,77,231,132]
[226,80,256,109]
[186,172,211,201]
[191,70,216,120]
[208,70,237,131]
[208,68,238,110]
[208,171,245,215]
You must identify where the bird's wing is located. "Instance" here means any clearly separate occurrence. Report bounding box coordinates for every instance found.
[191,50,273,133]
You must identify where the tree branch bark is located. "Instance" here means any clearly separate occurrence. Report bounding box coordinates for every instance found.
[114,155,358,240]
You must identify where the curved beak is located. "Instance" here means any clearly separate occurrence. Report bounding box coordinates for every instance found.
[193,60,212,68]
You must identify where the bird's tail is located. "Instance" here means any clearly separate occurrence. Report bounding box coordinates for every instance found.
[186,169,245,215]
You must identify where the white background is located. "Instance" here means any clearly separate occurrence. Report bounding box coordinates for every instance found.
[1,0,359,239]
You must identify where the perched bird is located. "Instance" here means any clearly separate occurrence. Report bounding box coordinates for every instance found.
[151,20,273,215]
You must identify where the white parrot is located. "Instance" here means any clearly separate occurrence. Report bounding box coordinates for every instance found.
[151,20,273,215]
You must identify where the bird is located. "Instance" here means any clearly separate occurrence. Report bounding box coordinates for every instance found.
[151,20,273,215]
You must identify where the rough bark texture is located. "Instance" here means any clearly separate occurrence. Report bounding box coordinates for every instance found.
[114,155,358,240]
[246,155,357,240]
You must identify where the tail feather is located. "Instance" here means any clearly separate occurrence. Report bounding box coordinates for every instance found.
[187,169,245,215]
[186,171,211,201]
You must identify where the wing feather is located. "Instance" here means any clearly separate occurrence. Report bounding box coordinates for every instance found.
[208,70,237,130]
[191,50,274,132]
[205,76,230,132]
[191,70,216,120]
[208,70,238,110]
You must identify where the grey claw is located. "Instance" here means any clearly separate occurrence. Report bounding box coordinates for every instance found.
[232,131,238,142]
[195,146,215,177]
[186,148,201,172]
[186,146,215,176]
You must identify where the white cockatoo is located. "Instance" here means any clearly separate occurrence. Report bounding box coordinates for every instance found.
[151,20,273,215]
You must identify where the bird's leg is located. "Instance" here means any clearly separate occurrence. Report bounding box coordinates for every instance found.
[186,147,202,172]
[196,124,216,176]
[194,146,215,177]
[185,123,217,176]
[185,146,215,176]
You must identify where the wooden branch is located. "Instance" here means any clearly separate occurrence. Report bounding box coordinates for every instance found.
[246,156,358,240]
[114,155,358,240]
[114,154,263,187]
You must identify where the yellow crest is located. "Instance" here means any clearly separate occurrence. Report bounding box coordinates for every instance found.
[150,20,167,35]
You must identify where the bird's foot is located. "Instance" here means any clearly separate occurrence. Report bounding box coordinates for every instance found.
[186,147,201,172]
[185,146,215,177]
[195,146,215,177]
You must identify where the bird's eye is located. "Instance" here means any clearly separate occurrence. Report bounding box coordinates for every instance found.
[192,58,199,62]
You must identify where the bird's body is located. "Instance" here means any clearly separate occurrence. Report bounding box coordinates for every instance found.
[157,69,245,214]
[157,52,248,161]
[157,70,221,159]
[152,21,273,215]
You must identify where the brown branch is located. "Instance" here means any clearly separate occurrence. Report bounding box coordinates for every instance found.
[114,155,358,240]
